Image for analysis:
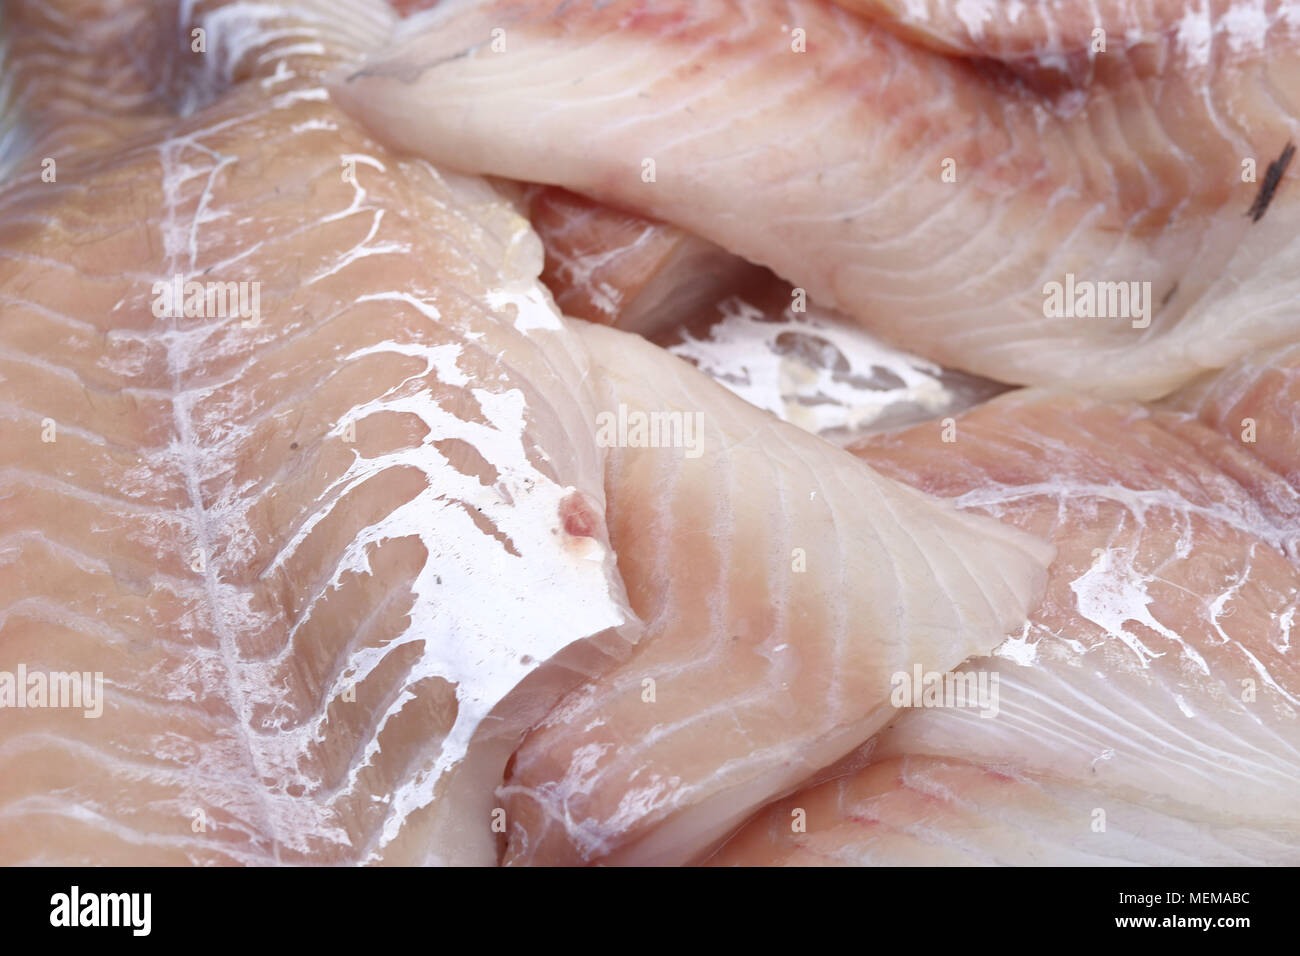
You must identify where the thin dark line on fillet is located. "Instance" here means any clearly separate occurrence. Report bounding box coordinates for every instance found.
[1247,141,1295,223]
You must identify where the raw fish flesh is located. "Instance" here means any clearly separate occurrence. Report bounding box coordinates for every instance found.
[828,0,1194,76]
[0,0,641,866]
[706,753,1296,865]
[500,321,1051,866]
[708,342,1300,864]
[519,184,763,339]
[334,0,1300,399]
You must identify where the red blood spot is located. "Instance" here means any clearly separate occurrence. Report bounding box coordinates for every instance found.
[560,492,599,539]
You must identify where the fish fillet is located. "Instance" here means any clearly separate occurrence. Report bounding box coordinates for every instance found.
[499,322,1052,866]
[707,753,1296,865]
[708,344,1300,865]
[829,0,1194,76]
[332,0,1300,399]
[0,0,641,866]
[383,3,761,343]
[518,184,763,338]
